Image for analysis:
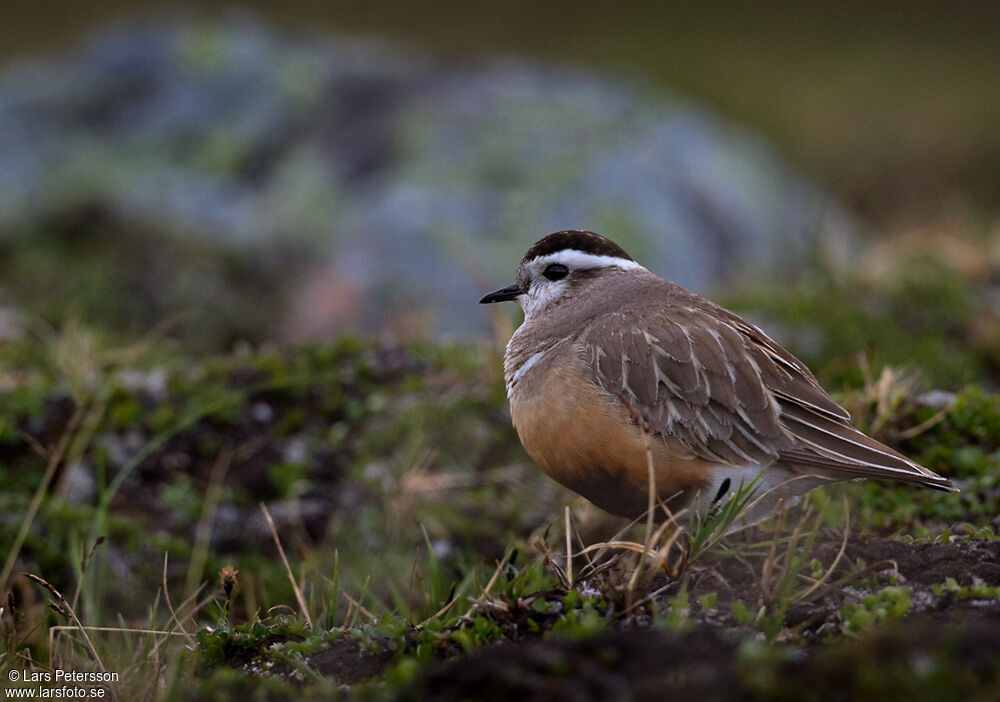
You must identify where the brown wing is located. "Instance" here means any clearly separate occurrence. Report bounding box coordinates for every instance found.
[581,300,955,491]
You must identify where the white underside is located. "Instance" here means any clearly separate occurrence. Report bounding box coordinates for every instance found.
[691,464,837,530]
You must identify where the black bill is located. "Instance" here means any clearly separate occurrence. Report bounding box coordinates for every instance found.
[479,284,522,304]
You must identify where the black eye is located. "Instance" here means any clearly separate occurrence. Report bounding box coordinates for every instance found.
[543,263,569,281]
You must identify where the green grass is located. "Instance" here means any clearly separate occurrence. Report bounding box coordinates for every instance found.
[3,250,1000,697]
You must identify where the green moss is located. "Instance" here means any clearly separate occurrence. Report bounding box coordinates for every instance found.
[839,586,912,634]
[906,387,1000,473]
[196,617,311,669]
[931,577,1000,600]
[4,316,1000,696]
[660,590,693,633]
[550,601,609,640]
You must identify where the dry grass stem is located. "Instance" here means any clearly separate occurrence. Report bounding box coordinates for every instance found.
[184,450,234,597]
[22,572,110,694]
[50,625,188,637]
[259,502,313,629]
[161,553,195,646]
[760,501,789,602]
[623,430,661,610]
[461,551,516,619]
[71,536,106,612]
[564,506,573,586]
[894,403,954,441]
[340,590,376,624]
[797,496,852,601]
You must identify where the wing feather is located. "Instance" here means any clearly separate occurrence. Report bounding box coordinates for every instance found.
[580,284,955,492]
[584,306,791,467]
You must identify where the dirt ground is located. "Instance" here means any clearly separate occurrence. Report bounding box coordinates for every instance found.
[264,533,1000,698]
[400,617,1000,701]
[395,535,1000,700]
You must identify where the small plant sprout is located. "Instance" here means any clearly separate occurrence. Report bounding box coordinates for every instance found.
[220,566,239,624]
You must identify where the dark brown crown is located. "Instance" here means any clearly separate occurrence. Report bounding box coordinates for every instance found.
[522,230,634,264]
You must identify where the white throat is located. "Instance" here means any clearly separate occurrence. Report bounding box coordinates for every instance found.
[519,280,569,320]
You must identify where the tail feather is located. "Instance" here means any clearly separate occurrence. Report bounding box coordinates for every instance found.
[777,402,955,491]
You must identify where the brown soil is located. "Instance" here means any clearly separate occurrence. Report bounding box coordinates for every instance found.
[398,616,1000,701]
[308,636,395,685]
[393,533,1000,700]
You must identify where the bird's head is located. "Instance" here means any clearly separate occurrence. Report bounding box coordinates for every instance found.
[479,230,644,319]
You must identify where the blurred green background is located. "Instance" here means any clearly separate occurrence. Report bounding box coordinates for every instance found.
[3,4,1000,697]
[2,0,999,364]
[5,0,999,220]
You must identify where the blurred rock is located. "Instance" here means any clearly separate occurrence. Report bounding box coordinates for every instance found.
[58,459,96,504]
[915,390,958,410]
[0,15,858,345]
[115,367,169,400]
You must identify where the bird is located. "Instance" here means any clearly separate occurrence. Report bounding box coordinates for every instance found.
[480,230,955,526]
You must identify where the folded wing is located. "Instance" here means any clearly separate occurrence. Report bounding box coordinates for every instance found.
[581,293,955,492]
